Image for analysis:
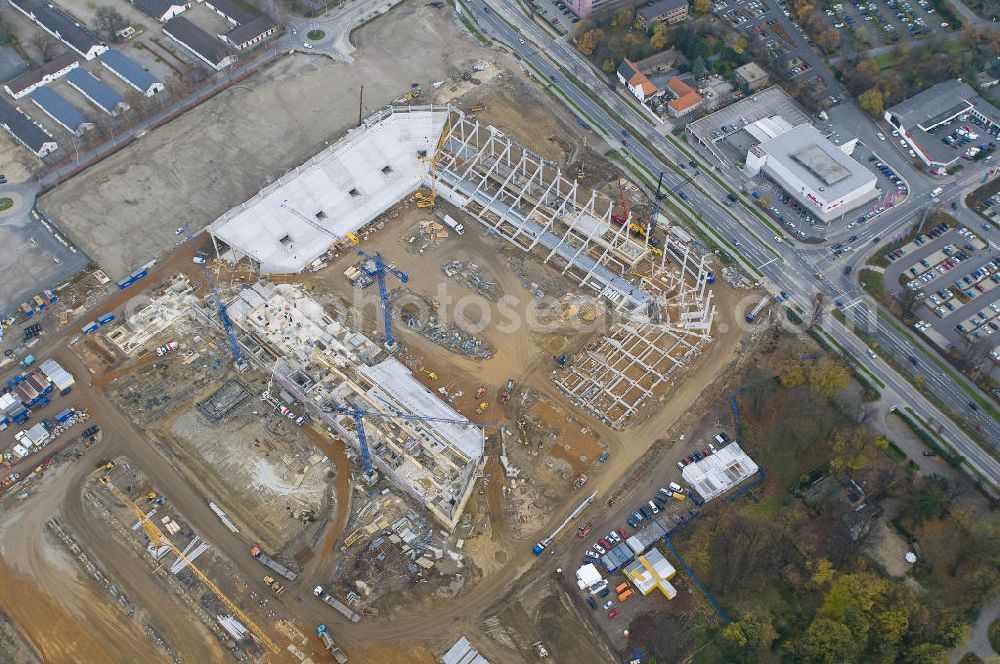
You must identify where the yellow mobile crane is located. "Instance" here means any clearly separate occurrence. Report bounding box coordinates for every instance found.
[99,476,280,655]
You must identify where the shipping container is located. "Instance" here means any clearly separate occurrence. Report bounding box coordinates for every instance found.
[55,408,74,423]
[97,312,115,325]
[81,321,99,335]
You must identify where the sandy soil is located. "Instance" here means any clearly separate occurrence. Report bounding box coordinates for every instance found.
[38,1,501,278]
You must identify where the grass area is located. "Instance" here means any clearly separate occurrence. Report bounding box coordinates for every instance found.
[0,198,12,212]
[989,619,1000,654]
[306,29,325,40]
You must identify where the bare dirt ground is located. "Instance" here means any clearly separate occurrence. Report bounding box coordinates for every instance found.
[37,1,501,278]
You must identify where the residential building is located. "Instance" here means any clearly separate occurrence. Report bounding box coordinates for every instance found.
[567,0,625,18]
[163,17,236,70]
[616,59,661,102]
[884,79,1000,174]
[100,49,165,97]
[30,86,92,134]
[205,0,259,25]
[220,14,278,50]
[665,76,701,117]
[3,53,78,99]
[66,68,129,115]
[637,0,688,27]
[7,0,108,60]
[734,61,768,92]
[131,0,189,22]
[0,97,58,157]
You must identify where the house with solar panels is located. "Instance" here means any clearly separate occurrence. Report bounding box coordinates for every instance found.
[66,68,129,115]
[99,49,165,97]
[29,87,92,135]
[0,98,58,157]
[3,53,78,99]
[7,0,108,60]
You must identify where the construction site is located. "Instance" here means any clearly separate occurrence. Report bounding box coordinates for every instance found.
[0,5,753,656]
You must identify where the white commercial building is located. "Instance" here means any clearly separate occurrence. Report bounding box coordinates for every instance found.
[208,106,450,273]
[745,123,877,222]
[681,442,759,502]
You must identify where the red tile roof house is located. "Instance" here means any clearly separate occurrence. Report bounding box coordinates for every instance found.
[616,59,663,103]
[665,76,702,117]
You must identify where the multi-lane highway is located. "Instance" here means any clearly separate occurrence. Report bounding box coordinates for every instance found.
[470,0,1000,486]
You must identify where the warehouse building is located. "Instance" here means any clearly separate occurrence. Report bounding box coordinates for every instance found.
[0,97,58,157]
[30,86,92,135]
[681,442,759,502]
[163,17,236,70]
[3,53,78,99]
[884,79,1000,175]
[131,0,188,22]
[100,49,165,97]
[7,0,108,60]
[220,14,278,50]
[745,122,877,222]
[208,106,449,272]
[205,0,258,25]
[66,68,129,115]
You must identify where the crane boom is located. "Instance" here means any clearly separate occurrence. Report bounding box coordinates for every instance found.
[358,250,408,350]
[279,200,358,247]
[179,225,244,367]
[100,478,280,654]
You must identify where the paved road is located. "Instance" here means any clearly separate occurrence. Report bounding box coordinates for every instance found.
[470,0,1000,487]
[287,0,406,62]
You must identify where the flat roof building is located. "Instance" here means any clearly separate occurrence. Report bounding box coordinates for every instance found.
[221,14,278,50]
[30,86,92,134]
[681,441,759,502]
[7,0,108,60]
[637,0,689,27]
[66,68,129,115]
[734,61,768,92]
[205,0,258,25]
[163,16,236,70]
[100,49,165,97]
[131,0,188,22]
[884,79,1000,174]
[0,97,58,157]
[3,52,78,99]
[209,107,449,273]
[746,122,877,222]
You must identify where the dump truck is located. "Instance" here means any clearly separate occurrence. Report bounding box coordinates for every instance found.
[499,378,514,404]
[250,545,297,581]
[316,625,348,663]
[313,586,361,623]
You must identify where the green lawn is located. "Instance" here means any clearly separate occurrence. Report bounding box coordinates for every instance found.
[307,29,325,40]
[0,198,13,212]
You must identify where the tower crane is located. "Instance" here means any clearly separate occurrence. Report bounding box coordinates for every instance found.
[98,476,280,654]
[278,200,359,247]
[415,115,452,208]
[178,225,244,369]
[611,177,629,226]
[358,250,408,353]
[323,402,504,485]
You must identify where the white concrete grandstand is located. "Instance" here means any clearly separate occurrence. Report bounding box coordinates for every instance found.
[208,106,450,273]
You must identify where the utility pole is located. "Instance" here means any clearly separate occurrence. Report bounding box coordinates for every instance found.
[358,85,364,126]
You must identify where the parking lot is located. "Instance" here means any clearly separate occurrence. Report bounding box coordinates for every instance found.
[819,0,954,51]
[882,220,1000,354]
[528,0,579,31]
[570,434,742,641]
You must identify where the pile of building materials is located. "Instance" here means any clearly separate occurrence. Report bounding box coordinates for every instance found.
[720,266,753,289]
[441,260,501,301]
[391,290,494,359]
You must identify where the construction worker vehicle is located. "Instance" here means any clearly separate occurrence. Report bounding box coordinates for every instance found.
[316,625,348,663]
[499,378,514,404]
[476,402,489,414]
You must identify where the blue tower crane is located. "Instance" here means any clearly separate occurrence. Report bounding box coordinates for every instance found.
[358,250,409,353]
[324,403,502,485]
[177,225,244,368]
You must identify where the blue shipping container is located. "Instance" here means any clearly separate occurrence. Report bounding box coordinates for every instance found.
[81,322,99,335]
[97,313,115,325]
[117,277,133,289]
[56,408,74,423]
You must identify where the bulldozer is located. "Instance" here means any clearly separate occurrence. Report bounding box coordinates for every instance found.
[414,189,435,208]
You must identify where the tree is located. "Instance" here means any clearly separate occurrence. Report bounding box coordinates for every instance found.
[691,55,708,79]
[613,6,634,27]
[794,617,859,663]
[807,357,849,397]
[858,88,884,116]
[816,27,841,53]
[694,0,711,12]
[650,23,669,51]
[577,28,603,56]
[831,425,878,471]
[722,611,777,650]
[29,33,60,61]
[732,33,748,55]
[601,59,615,73]
[903,643,949,664]
[808,558,836,588]
[94,6,128,41]
[857,58,880,78]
